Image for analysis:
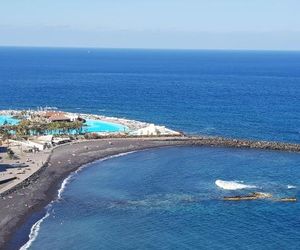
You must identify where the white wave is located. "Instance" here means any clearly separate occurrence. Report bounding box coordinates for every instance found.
[19,212,50,250]
[215,179,256,190]
[20,150,138,249]
[287,185,297,189]
[72,151,138,175]
[59,151,138,199]
[57,175,73,199]
[99,151,137,162]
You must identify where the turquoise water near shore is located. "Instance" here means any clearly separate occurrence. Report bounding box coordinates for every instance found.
[1,48,300,249]
[24,147,300,250]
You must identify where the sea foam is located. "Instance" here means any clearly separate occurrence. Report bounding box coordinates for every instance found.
[19,212,50,250]
[215,179,256,190]
[287,185,297,189]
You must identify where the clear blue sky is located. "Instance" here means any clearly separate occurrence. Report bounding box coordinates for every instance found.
[0,0,299,50]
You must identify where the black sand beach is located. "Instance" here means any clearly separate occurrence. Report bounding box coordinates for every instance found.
[0,138,189,249]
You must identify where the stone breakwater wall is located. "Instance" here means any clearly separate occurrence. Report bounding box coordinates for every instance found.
[175,136,300,153]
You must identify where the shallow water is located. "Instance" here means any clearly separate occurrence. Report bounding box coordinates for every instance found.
[23,147,300,250]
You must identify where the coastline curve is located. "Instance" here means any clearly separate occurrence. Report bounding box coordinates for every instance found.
[2,136,300,249]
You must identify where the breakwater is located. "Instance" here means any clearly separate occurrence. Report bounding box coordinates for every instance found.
[166,136,300,153]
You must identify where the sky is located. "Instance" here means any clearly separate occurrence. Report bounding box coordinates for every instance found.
[0,0,300,50]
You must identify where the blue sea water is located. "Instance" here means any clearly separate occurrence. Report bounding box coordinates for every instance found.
[0,47,300,142]
[24,147,300,250]
[1,48,300,249]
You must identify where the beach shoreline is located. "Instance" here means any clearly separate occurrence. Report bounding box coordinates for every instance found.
[1,136,300,249]
[0,138,190,249]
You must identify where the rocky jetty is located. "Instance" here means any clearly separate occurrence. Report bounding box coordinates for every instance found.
[175,136,300,153]
[223,192,297,202]
[223,192,272,201]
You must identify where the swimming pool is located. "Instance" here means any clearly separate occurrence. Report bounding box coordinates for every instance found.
[0,115,127,134]
[83,119,128,133]
[0,115,19,125]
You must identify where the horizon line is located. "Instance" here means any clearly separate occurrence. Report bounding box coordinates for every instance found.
[0,45,300,53]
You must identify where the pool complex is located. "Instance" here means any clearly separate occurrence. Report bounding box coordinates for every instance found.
[0,116,128,134]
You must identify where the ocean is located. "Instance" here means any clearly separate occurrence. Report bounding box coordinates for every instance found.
[0,47,300,142]
[1,48,300,249]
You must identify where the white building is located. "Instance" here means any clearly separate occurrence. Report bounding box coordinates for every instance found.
[9,139,47,151]
[129,124,181,136]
